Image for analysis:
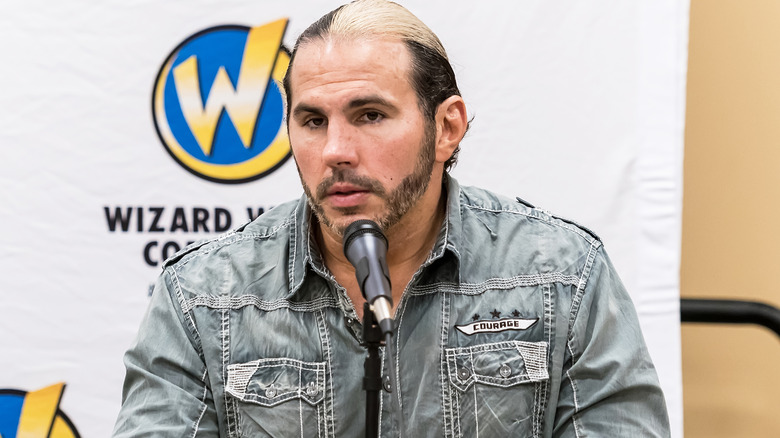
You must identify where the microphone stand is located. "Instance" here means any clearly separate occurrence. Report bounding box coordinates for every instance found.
[362,302,383,438]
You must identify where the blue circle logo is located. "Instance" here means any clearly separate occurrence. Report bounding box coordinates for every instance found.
[153,20,291,183]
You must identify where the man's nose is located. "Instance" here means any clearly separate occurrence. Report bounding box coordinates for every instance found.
[322,120,359,168]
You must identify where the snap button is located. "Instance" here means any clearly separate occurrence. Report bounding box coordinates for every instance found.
[499,364,512,378]
[458,367,470,380]
[265,385,276,398]
[383,375,392,393]
[306,381,318,397]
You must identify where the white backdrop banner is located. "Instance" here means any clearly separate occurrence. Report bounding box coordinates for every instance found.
[0,1,687,436]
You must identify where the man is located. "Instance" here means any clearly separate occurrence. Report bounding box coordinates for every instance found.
[114,0,670,436]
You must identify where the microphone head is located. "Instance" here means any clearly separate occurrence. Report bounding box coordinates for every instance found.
[342,219,387,257]
[342,219,394,335]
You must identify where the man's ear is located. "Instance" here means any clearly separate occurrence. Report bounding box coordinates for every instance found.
[434,95,468,163]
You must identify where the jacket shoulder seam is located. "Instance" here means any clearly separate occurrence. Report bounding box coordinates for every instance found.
[463,203,601,246]
[164,217,295,270]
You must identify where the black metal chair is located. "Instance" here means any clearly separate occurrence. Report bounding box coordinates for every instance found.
[680,298,780,338]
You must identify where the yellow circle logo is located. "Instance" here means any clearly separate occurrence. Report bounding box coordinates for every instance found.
[153,20,291,183]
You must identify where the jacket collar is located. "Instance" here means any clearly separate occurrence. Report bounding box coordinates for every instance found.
[288,175,463,297]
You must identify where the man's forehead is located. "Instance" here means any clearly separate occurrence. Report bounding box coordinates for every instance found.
[296,36,408,68]
[287,36,415,105]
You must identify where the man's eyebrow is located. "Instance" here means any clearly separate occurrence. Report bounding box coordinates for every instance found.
[348,95,394,109]
[291,103,323,119]
[291,95,395,119]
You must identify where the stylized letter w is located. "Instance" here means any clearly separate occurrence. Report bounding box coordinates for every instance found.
[173,19,287,156]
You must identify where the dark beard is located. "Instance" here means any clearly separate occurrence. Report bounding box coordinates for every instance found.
[299,122,436,237]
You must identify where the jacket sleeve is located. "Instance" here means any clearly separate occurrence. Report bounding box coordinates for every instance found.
[112,269,220,437]
[553,245,671,437]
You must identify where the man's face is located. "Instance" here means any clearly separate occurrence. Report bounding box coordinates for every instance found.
[287,37,437,237]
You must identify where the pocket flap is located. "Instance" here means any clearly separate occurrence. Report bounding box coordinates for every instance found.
[226,358,326,407]
[445,341,549,392]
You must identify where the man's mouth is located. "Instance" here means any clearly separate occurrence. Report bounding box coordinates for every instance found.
[327,183,368,196]
[325,183,371,207]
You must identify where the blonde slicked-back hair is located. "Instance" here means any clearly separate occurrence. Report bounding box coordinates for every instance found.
[283,0,463,172]
[326,0,448,61]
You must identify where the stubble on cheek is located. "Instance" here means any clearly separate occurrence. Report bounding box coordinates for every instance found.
[294,121,436,237]
[298,167,387,236]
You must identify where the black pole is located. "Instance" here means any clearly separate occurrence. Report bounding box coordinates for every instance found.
[363,302,383,438]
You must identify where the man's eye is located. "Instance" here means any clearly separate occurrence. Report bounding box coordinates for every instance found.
[361,112,383,123]
[304,117,326,128]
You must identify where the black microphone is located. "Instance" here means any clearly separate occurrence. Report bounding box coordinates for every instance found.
[342,219,394,336]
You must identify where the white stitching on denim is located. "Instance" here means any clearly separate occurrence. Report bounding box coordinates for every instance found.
[168,268,210,436]
[569,243,599,328]
[447,340,547,356]
[217,248,239,437]
[544,285,553,352]
[289,207,298,292]
[539,382,545,438]
[567,242,600,363]
[426,193,452,262]
[442,196,451,257]
[170,218,295,270]
[225,359,325,408]
[317,309,336,437]
[182,295,339,313]
[464,204,597,244]
[517,343,549,381]
[408,273,580,296]
[394,295,409,414]
[169,269,204,352]
[440,293,453,438]
[449,381,458,438]
[566,245,598,437]
[566,363,585,438]
[445,341,549,393]
[454,386,462,438]
[378,349,384,437]
[298,365,304,438]
[189,367,209,438]
[228,357,326,369]
[537,283,553,436]
[567,369,581,414]
[316,403,323,438]
[190,403,208,438]
[221,307,237,437]
[225,361,260,398]
[469,348,479,438]
[532,381,540,438]
[572,412,583,438]
[566,341,577,376]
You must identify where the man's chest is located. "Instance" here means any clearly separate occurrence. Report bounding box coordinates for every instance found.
[191,279,561,437]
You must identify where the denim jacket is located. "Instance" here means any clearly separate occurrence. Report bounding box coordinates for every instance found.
[113,177,669,437]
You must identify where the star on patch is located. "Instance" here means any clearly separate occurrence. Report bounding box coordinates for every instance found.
[472,313,480,321]
[511,309,521,318]
[490,309,501,318]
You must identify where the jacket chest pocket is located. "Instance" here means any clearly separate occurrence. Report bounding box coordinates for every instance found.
[444,341,549,438]
[226,358,329,437]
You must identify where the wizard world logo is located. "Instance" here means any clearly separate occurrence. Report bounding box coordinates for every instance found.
[153,19,292,183]
[0,383,81,438]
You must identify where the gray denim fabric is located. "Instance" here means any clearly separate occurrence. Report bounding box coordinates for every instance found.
[113,177,670,437]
